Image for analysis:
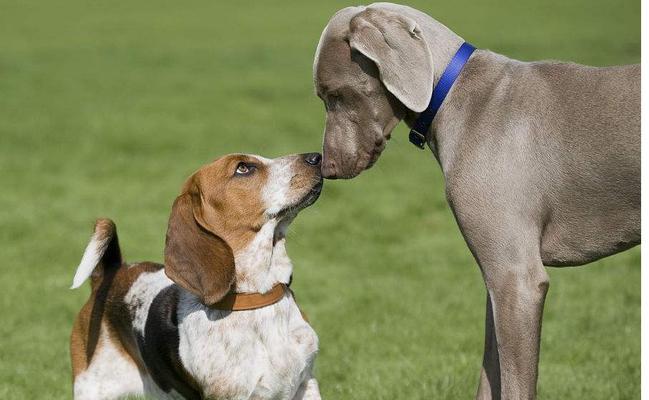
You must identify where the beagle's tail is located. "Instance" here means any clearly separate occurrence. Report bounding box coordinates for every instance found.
[70,218,122,289]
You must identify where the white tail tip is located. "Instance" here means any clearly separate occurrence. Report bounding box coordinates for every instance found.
[70,233,111,289]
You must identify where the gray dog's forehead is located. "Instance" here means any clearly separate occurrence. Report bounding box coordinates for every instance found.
[313,6,365,81]
[325,6,364,32]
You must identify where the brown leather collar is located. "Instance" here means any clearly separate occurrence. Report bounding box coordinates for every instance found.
[211,283,288,311]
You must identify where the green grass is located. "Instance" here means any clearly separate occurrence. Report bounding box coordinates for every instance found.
[0,0,639,399]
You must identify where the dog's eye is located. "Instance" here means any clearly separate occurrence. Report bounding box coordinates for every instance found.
[329,91,342,101]
[235,162,255,176]
[326,92,342,111]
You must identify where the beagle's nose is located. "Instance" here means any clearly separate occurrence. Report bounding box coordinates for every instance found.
[304,153,322,166]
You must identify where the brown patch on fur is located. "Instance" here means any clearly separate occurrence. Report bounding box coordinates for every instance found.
[288,162,322,198]
[70,219,200,394]
[165,192,236,306]
[190,154,270,252]
[164,155,270,305]
[70,301,91,377]
[94,218,116,242]
[70,261,163,379]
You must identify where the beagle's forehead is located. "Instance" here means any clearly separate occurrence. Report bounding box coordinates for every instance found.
[199,154,269,176]
[215,153,268,166]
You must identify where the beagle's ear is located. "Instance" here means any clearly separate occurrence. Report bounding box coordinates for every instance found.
[349,8,434,112]
[164,181,235,306]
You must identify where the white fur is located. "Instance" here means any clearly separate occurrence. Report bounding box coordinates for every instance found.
[177,289,318,400]
[294,377,321,400]
[142,376,186,400]
[262,156,298,215]
[177,154,318,399]
[234,220,294,293]
[234,155,303,294]
[70,233,111,289]
[73,324,145,400]
[124,268,174,334]
[77,270,183,400]
[185,153,320,398]
[96,265,318,400]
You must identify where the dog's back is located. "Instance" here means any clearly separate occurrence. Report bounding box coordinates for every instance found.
[523,61,640,264]
[445,51,640,265]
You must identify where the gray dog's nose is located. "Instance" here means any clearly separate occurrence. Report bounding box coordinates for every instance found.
[304,153,322,166]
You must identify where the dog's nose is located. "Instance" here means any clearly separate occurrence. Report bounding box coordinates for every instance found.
[304,153,322,166]
[321,161,338,179]
[320,155,338,179]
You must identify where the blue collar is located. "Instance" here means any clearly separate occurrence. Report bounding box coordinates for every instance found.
[409,42,476,149]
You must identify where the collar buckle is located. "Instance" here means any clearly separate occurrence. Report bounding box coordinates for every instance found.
[409,129,427,149]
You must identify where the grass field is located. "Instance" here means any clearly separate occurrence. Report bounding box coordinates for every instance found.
[0,0,640,398]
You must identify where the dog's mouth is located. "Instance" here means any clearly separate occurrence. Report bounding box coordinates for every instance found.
[326,140,386,180]
[275,179,323,219]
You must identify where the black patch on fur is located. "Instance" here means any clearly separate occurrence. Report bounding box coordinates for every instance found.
[137,285,201,400]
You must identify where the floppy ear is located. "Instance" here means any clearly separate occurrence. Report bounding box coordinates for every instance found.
[349,8,434,112]
[164,182,235,306]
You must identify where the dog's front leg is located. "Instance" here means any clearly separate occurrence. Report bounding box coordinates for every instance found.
[292,376,321,400]
[476,292,500,400]
[450,182,550,399]
[476,255,549,400]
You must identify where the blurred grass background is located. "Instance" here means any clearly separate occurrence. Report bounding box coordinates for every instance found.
[0,0,639,398]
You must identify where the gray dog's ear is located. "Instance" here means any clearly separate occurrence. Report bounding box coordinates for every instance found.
[349,8,434,112]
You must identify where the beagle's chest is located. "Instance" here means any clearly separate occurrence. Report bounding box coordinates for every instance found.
[132,273,318,400]
[176,292,318,400]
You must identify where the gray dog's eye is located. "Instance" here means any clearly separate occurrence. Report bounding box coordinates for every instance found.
[326,92,342,110]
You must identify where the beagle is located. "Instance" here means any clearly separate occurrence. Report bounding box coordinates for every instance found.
[70,153,324,400]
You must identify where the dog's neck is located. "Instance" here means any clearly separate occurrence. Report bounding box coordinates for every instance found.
[394,4,466,167]
[399,6,510,174]
[233,217,293,294]
[428,50,511,173]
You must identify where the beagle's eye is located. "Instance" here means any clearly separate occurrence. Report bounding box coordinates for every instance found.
[235,162,255,176]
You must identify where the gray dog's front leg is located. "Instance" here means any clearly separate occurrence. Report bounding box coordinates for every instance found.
[476,293,501,400]
[480,258,549,400]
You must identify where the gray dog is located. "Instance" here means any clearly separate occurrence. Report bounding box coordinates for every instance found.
[313,2,640,399]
